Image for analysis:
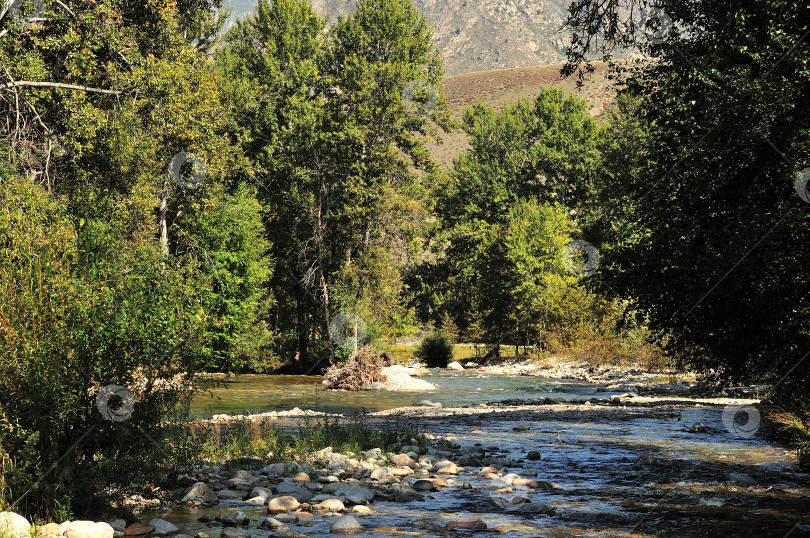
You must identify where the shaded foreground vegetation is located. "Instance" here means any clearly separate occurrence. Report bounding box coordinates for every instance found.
[1,0,808,522]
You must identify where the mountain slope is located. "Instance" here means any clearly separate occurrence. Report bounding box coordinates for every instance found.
[225,0,628,76]
[428,61,618,168]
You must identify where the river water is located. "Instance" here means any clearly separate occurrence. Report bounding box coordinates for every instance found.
[189,372,594,417]
[155,372,810,537]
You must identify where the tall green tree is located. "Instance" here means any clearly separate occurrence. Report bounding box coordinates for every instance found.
[420,88,603,346]
[219,0,449,363]
[565,0,810,411]
[0,0,272,516]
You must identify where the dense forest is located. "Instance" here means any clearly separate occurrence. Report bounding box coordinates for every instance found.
[0,0,808,521]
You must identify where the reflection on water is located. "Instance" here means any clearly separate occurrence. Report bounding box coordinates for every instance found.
[189,371,593,417]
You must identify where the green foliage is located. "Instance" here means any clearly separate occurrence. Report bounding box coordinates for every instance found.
[416,333,454,368]
[179,183,274,371]
[0,177,206,518]
[442,88,602,231]
[218,0,450,363]
[565,0,810,414]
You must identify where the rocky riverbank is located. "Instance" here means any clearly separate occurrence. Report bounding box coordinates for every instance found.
[5,362,801,538]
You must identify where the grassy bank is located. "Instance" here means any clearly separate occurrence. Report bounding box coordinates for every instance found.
[381,335,670,371]
[763,407,810,471]
[379,343,480,364]
[184,414,425,466]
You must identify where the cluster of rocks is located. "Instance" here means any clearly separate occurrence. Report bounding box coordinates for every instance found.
[0,513,179,538]
[209,408,328,423]
[478,360,768,399]
[160,435,554,536]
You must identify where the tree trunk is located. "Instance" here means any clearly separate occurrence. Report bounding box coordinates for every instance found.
[316,184,331,348]
[297,301,308,364]
[158,181,169,258]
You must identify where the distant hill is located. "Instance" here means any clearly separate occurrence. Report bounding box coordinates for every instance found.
[224,0,631,76]
[220,1,622,168]
[427,61,619,168]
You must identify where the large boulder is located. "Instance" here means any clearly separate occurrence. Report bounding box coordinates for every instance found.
[181,482,218,504]
[147,519,178,537]
[334,484,374,505]
[63,521,115,538]
[377,366,437,391]
[267,496,300,514]
[0,512,30,538]
[446,361,464,371]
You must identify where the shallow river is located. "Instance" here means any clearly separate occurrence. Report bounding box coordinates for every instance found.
[152,372,810,537]
[189,372,594,417]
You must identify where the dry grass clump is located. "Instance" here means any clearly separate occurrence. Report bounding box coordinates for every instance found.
[323,347,391,391]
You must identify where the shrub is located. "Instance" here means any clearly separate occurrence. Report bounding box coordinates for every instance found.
[416,333,453,367]
[0,178,207,519]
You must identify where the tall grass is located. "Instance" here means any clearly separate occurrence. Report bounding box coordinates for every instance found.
[182,414,422,465]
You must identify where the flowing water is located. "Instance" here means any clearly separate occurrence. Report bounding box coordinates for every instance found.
[150,372,810,537]
[189,372,594,417]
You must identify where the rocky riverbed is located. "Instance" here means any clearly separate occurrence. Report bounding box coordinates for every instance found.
[4,364,808,538]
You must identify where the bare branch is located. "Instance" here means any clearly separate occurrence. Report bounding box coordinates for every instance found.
[1,81,122,95]
[54,0,75,17]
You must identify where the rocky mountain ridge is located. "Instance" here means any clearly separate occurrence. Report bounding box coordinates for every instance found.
[226,0,600,76]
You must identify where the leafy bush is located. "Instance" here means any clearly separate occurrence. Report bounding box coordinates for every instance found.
[416,333,453,367]
[0,178,206,518]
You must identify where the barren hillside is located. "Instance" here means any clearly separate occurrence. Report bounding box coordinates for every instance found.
[428,61,619,168]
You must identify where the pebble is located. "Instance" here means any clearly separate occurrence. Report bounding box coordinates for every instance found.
[433,461,459,475]
[123,523,154,536]
[259,517,284,530]
[270,530,308,538]
[334,484,374,505]
[182,482,218,504]
[219,529,249,538]
[319,498,345,512]
[107,520,126,532]
[411,479,435,491]
[390,453,415,467]
[526,450,542,461]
